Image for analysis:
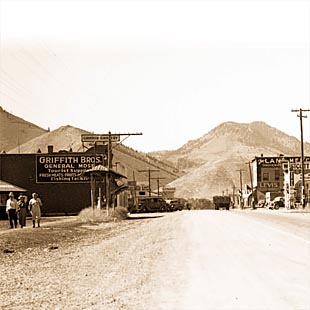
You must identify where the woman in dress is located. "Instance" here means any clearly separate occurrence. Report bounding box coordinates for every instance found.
[17,195,27,228]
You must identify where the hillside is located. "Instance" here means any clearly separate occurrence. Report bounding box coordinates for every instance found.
[151,121,310,199]
[3,108,309,200]
[6,125,182,189]
[0,106,47,152]
[8,125,89,154]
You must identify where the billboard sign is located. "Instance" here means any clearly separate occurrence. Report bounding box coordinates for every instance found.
[36,154,104,183]
[257,156,310,167]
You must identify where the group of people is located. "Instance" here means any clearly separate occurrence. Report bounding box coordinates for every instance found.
[5,192,43,228]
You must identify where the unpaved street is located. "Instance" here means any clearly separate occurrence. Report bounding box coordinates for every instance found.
[1,210,309,310]
[162,210,310,310]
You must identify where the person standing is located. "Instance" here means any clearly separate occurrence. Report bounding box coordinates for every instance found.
[17,195,27,228]
[28,192,42,228]
[6,192,18,228]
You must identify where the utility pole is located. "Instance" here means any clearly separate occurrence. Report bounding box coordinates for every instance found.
[151,176,166,196]
[81,132,142,214]
[113,161,120,171]
[138,168,160,197]
[236,169,244,209]
[105,132,142,213]
[106,132,112,214]
[246,161,255,209]
[292,108,310,208]
[232,185,236,208]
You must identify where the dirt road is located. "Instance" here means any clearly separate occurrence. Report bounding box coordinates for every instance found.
[162,210,310,310]
[0,210,309,309]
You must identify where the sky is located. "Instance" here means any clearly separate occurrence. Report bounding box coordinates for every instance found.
[0,0,309,152]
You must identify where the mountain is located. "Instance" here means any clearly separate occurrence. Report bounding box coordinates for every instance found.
[0,106,47,152]
[3,108,309,200]
[150,121,310,199]
[8,125,89,154]
[6,124,181,187]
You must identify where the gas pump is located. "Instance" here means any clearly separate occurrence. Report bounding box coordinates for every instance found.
[282,161,291,209]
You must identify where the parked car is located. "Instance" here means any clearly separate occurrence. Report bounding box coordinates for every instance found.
[267,196,284,210]
[166,199,184,212]
[131,197,168,213]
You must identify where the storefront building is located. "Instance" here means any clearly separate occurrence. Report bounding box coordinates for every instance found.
[252,155,310,208]
[0,146,110,216]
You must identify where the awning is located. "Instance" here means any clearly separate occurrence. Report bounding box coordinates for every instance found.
[112,184,128,195]
[80,164,127,179]
[248,190,266,201]
[0,180,27,193]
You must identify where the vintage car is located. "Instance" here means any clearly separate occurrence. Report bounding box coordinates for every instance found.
[267,196,285,209]
[166,199,183,211]
[129,197,168,213]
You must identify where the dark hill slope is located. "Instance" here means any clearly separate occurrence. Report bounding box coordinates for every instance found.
[0,106,47,152]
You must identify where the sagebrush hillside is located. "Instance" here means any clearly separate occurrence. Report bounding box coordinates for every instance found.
[2,107,308,200]
[0,106,47,152]
[8,125,89,154]
[6,123,182,188]
[150,121,310,199]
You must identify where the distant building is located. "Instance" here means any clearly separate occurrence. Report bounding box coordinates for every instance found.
[251,155,310,207]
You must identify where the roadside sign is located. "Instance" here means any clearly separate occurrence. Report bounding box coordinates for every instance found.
[36,154,104,183]
[127,180,136,190]
[81,134,120,143]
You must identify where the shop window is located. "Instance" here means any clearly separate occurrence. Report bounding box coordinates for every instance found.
[263,172,269,181]
[275,170,280,180]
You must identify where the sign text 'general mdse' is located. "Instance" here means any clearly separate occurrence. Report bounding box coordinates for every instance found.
[36,155,104,183]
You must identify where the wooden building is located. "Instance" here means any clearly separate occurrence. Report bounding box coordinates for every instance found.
[0,145,128,215]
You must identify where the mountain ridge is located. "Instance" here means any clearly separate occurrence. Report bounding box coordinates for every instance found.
[2,107,309,199]
[150,121,310,199]
[0,106,47,152]
[1,108,181,188]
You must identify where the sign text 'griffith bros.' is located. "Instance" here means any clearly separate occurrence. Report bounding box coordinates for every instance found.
[36,155,104,183]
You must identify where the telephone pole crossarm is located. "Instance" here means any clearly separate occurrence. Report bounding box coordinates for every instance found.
[112,132,143,149]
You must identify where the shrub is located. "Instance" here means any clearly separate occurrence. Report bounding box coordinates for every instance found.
[111,206,129,220]
[78,206,129,224]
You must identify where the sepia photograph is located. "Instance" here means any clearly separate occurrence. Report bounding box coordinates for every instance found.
[0,0,309,309]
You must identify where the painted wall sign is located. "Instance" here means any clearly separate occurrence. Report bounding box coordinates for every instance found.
[259,182,280,189]
[36,154,104,183]
[257,156,310,167]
